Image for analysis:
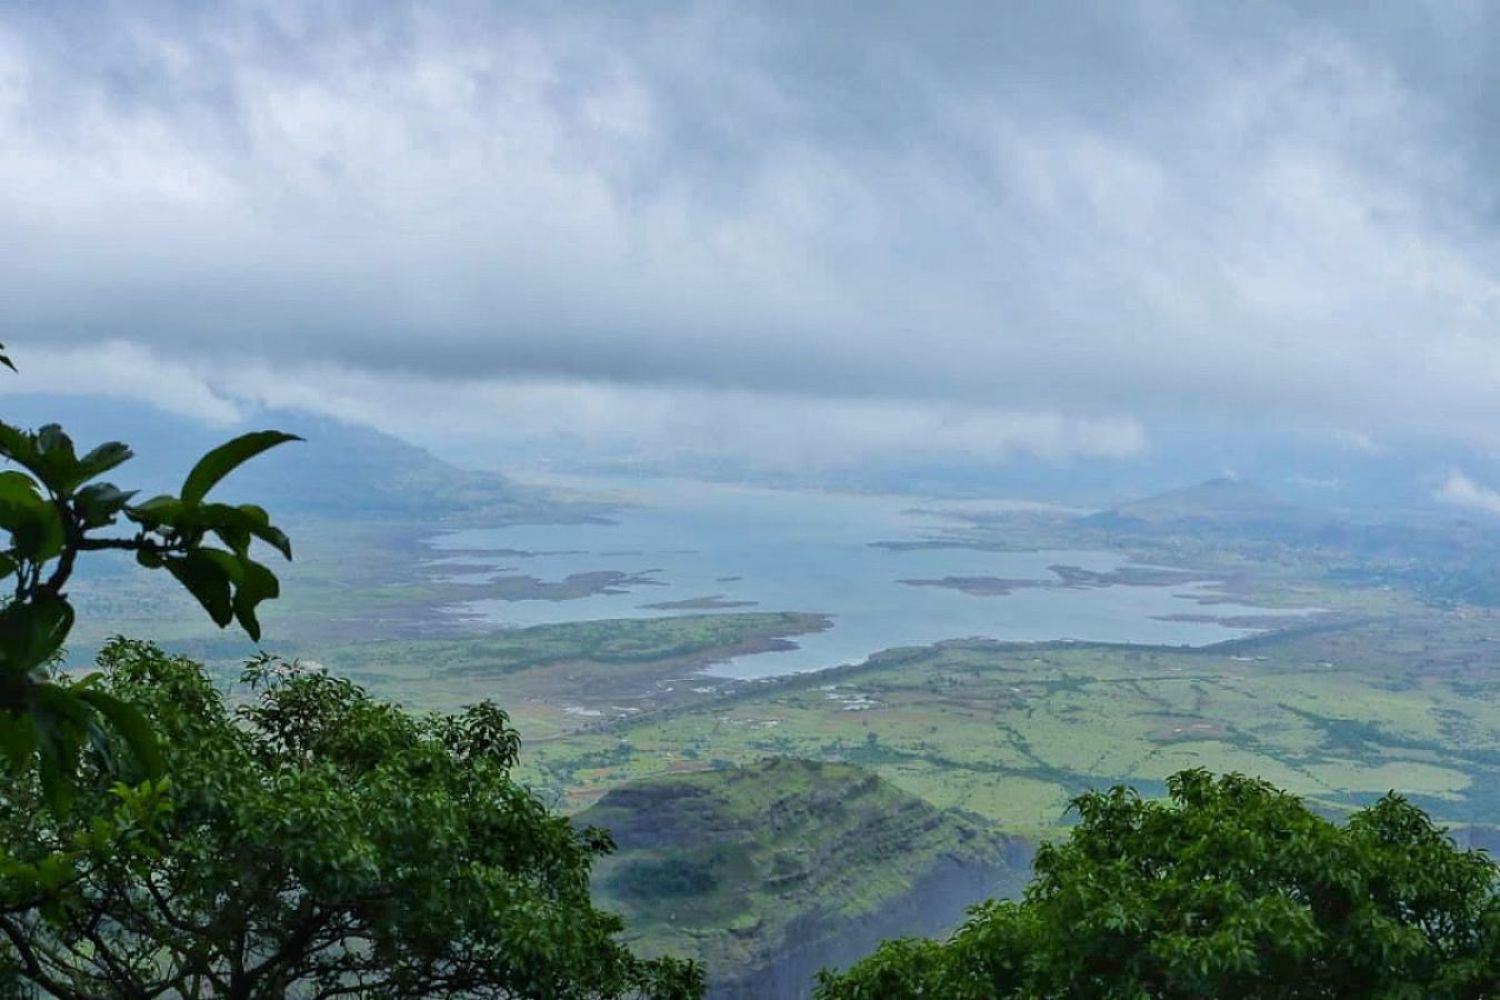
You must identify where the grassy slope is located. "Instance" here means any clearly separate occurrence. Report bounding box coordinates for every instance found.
[305,611,832,724]
[54,462,1500,987]
[580,758,1029,997]
[52,407,599,661]
[525,607,1500,838]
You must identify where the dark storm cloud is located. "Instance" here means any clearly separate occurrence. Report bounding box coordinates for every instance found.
[6,0,1500,450]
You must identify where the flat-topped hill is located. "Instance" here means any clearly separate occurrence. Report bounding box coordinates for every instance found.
[1091,476,1309,529]
[579,757,1029,999]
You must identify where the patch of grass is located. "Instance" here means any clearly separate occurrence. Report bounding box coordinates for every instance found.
[522,609,1500,838]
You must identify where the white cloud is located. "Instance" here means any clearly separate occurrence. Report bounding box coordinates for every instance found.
[0,343,1145,473]
[5,3,1500,455]
[217,357,1149,473]
[1331,430,1382,455]
[1,341,241,424]
[1435,472,1500,516]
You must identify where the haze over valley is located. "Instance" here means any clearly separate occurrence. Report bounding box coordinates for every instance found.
[18,390,1500,994]
[10,3,1500,997]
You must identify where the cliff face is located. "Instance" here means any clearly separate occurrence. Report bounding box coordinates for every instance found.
[578,758,1032,999]
[713,848,1031,1000]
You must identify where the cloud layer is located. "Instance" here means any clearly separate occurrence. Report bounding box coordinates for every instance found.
[6,2,1500,468]
[1437,472,1500,517]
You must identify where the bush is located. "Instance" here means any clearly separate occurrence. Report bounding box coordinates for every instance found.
[0,639,705,999]
[817,770,1500,999]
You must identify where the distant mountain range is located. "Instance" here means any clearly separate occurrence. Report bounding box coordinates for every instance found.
[1070,474,1500,608]
[1089,476,1319,529]
[708,426,1500,518]
[14,386,1500,541]
[0,392,569,522]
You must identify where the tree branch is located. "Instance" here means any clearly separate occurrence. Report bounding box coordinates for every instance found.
[0,913,88,1000]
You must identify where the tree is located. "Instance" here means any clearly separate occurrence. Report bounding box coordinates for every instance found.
[816,770,1500,999]
[0,340,299,810]
[0,638,705,999]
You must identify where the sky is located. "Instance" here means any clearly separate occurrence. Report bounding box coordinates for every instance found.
[5,1,1500,482]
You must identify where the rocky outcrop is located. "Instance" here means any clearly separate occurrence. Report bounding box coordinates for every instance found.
[713,842,1032,1000]
[578,757,1033,1000]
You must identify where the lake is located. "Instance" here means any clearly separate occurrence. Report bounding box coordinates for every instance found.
[430,477,1307,679]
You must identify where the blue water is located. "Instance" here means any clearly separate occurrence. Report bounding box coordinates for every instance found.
[429,477,1303,679]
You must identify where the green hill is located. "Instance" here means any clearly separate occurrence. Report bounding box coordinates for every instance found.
[1082,476,1338,537]
[579,757,1029,999]
[0,394,574,522]
[1097,476,1297,525]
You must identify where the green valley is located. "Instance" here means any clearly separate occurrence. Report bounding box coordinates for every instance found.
[30,411,1500,995]
[521,608,1500,836]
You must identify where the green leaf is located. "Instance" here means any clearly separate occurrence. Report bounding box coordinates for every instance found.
[31,424,83,496]
[0,596,75,678]
[198,547,245,584]
[0,707,37,773]
[75,687,163,777]
[36,732,74,816]
[125,494,185,529]
[0,469,41,497]
[200,503,255,557]
[0,710,37,769]
[0,470,64,561]
[35,425,74,461]
[232,558,281,642]
[0,423,37,472]
[163,551,235,628]
[33,684,90,817]
[181,431,301,505]
[237,503,293,560]
[75,482,138,529]
[73,441,133,488]
[34,681,91,729]
[193,504,294,562]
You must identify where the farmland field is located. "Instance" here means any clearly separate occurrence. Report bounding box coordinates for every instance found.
[515,606,1500,837]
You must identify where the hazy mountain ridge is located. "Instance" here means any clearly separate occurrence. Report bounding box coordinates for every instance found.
[1093,476,1304,526]
[1077,476,1500,607]
[0,393,575,522]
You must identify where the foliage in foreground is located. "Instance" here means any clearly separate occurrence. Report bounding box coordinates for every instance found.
[817,769,1500,999]
[0,337,299,808]
[0,639,704,999]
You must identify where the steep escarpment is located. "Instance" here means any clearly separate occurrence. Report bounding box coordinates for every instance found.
[579,757,1031,999]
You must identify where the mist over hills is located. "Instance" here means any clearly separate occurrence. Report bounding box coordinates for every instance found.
[804,428,1500,520]
[1097,476,1296,523]
[15,388,1500,993]
[12,389,1500,526]
[0,392,562,521]
[12,1,1500,994]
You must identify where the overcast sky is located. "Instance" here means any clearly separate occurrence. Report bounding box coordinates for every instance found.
[5,1,1500,474]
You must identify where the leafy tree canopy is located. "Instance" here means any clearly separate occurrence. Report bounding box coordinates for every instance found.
[0,341,299,810]
[817,770,1500,999]
[0,639,704,999]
